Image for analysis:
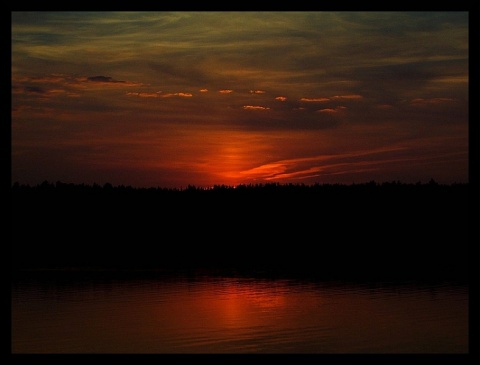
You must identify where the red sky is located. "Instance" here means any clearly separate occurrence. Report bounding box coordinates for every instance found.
[11,12,469,188]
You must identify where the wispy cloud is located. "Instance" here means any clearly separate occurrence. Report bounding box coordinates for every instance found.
[275,96,287,101]
[219,89,234,94]
[300,97,330,102]
[300,95,362,103]
[331,94,363,100]
[250,90,266,94]
[161,92,193,98]
[239,163,287,179]
[316,106,346,113]
[126,92,159,98]
[243,105,270,110]
[410,97,455,105]
[264,166,324,181]
[239,146,409,182]
[316,108,337,113]
[376,104,394,109]
[126,91,193,98]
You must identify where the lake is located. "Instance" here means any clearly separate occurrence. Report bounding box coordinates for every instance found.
[11,271,468,354]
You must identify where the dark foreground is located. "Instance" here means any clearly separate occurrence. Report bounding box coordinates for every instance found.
[11,181,469,283]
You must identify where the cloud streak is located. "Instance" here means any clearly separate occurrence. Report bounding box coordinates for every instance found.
[300,97,330,102]
[316,106,346,113]
[243,105,270,110]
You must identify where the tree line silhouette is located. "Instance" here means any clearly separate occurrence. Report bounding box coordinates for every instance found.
[11,180,468,282]
[11,178,465,194]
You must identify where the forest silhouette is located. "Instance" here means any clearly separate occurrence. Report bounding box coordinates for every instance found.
[11,180,468,282]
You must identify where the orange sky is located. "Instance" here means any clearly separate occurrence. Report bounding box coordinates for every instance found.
[11,12,469,188]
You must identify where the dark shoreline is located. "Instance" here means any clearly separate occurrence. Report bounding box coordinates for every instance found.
[11,181,469,283]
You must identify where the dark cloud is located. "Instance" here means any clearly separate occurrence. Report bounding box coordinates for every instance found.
[25,86,46,94]
[339,58,468,102]
[87,76,126,83]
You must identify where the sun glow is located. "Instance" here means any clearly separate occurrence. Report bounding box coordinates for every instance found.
[198,130,277,186]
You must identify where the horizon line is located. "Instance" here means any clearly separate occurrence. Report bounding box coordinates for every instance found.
[11,178,468,191]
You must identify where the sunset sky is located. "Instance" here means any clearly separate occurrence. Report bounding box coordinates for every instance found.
[11,11,469,188]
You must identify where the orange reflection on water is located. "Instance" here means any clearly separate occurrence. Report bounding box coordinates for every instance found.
[152,278,290,335]
[211,280,288,330]
[12,277,469,353]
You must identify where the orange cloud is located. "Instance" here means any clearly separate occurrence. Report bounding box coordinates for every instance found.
[331,94,363,100]
[275,96,287,101]
[161,92,193,98]
[48,89,66,94]
[126,91,192,98]
[250,90,266,94]
[316,106,346,113]
[239,163,287,178]
[300,97,330,102]
[140,92,161,98]
[298,95,362,103]
[176,92,193,97]
[316,108,337,113]
[376,104,394,109]
[240,146,409,183]
[243,105,270,110]
[199,89,208,92]
[126,92,159,98]
[264,166,324,181]
[219,89,234,94]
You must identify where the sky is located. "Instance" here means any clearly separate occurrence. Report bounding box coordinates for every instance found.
[11,11,469,188]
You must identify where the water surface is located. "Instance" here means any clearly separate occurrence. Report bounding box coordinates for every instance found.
[11,273,468,353]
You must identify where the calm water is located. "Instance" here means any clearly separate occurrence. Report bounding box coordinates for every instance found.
[11,273,468,354]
